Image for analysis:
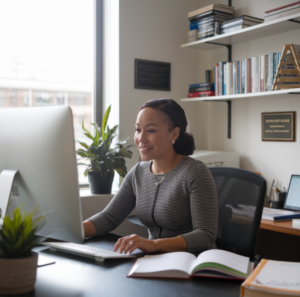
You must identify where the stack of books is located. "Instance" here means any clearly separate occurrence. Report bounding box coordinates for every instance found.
[214,52,282,96]
[220,15,264,34]
[188,82,215,98]
[188,4,234,41]
[264,1,300,22]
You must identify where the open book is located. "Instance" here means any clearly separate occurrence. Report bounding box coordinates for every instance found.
[128,249,253,280]
[241,259,300,297]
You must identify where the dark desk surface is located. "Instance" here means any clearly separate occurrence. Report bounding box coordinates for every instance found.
[7,234,242,297]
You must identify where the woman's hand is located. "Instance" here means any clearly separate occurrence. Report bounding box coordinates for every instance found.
[113,234,156,254]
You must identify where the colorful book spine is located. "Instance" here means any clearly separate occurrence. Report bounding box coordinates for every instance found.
[223,63,227,95]
[214,66,218,96]
[251,57,256,93]
[264,55,269,91]
[241,59,245,94]
[260,55,265,92]
[188,91,215,97]
[237,60,240,94]
[189,86,214,92]
[268,54,274,91]
[233,61,236,94]
[256,56,260,93]
[247,58,251,93]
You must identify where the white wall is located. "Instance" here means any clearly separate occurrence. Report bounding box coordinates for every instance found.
[196,0,300,190]
[119,0,203,170]
[118,0,300,191]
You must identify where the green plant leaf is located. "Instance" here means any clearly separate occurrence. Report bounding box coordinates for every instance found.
[77,141,89,149]
[82,119,93,140]
[84,168,94,177]
[102,105,111,140]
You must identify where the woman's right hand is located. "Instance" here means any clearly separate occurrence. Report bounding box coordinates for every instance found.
[83,220,97,238]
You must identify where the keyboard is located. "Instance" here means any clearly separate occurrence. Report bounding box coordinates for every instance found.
[43,242,136,262]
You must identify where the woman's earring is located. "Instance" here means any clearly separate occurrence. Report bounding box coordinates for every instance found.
[172,140,175,144]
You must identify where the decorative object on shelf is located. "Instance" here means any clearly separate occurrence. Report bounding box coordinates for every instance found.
[261,111,295,142]
[272,44,300,90]
[134,59,171,91]
[0,206,46,295]
[77,105,133,194]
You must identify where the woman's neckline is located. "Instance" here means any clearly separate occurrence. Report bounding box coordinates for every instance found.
[149,155,187,176]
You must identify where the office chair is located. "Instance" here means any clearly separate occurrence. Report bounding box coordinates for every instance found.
[127,167,266,261]
[209,167,266,262]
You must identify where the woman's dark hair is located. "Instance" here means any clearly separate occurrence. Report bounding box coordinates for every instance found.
[139,99,195,156]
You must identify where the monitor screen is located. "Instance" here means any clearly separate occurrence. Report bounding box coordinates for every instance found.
[284,175,300,211]
[0,106,84,243]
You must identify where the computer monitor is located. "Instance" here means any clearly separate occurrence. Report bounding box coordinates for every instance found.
[0,106,84,243]
[283,174,300,212]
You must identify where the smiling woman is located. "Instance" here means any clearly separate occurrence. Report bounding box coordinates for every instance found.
[84,99,218,255]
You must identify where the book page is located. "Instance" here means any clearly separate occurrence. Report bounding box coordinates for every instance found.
[252,260,300,292]
[129,252,196,276]
[193,249,249,274]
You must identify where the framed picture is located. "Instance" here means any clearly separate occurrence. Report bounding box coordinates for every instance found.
[134,59,171,91]
[262,111,295,142]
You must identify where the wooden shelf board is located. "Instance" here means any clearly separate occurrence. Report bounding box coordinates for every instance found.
[261,219,300,236]
[181,12,300,51]
[181,88,300,102]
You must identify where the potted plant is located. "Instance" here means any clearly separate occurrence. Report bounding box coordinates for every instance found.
[0,206,45,295]
[77,105,133,194]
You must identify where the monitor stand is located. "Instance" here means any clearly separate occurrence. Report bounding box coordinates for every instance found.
[0,170,19,225]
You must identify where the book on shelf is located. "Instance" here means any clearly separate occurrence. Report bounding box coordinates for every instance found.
[246,58,251,93]
[264,7,300,22]
[188,4,234,20]
[189,9,234,22]
[205,69,214,83]
[265,1,300,14]
[188,91,215,98]
[233,61,236,94]
[262,207,300,221]
[189,82,214,88]
[214,65,218,95]
[190,13,234,30]
[223,63,227,95]
[221,15,264,29]
[241,259,300,297]
[221,24,250,34]
[128,249,253,280]
[189,85,214,92]
[188,29,198,43]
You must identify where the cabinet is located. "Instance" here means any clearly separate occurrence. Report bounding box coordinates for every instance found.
[180,10,300,138]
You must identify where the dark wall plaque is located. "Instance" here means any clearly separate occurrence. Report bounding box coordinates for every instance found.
[134,59,171,91]
[262,112,295,142]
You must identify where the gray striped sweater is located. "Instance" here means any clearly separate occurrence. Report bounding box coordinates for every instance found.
[89,156,218,253]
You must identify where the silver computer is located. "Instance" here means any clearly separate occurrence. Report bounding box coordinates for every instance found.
[0,106,84,243]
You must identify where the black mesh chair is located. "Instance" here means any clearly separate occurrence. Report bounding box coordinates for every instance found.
[209,167,266,261]
[128,167,266,261]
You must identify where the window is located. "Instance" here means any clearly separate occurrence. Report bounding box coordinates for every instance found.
[0,0,95,185]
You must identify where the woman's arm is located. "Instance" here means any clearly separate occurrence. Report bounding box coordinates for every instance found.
[83,220,97,238]
[84,164,138,238]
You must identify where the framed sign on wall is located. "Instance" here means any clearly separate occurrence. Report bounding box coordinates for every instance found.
[134,59,171,91]
[262,111,296,142]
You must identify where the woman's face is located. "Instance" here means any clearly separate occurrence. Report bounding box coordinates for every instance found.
[134,107,179,161]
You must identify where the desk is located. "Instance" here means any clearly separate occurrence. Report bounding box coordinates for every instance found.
[257,219,300,262]
[12,234,242,297]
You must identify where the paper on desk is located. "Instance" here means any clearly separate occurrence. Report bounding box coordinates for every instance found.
[262,207,295,221]
[252,260,300,292]
[38,255,56,267]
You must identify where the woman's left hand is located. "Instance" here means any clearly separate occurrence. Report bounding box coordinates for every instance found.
[113,234,156,254]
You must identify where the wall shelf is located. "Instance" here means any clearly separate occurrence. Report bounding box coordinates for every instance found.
[181,12,300,51]
[181,88,300,102]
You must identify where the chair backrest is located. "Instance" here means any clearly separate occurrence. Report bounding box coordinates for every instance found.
[209,167,266,261]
